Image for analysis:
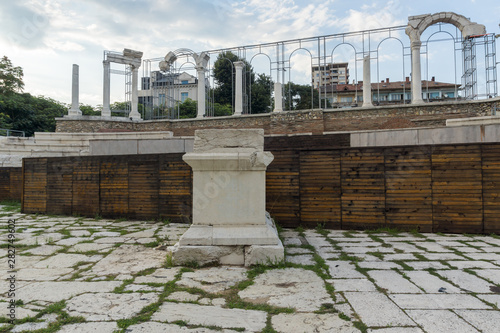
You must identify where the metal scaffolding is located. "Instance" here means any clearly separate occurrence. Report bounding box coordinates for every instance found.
[137,21,497,119]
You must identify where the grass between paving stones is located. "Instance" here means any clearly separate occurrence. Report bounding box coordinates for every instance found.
[0,200,21,212]
[0,300,86,333]
[392,260,415,271]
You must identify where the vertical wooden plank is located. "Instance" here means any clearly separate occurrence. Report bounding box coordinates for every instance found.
[432,145,483,233]
[22,158,47,214]
[73,157,100,217]
[481,144,500,234]
[9,168,22,200]
[99,157,129,217]
[299,150,341,229]
[46,158,73,215]
[159,154,192,223]
[0,168,10,200]
[341,148,386,229]
[129,157,159,220]
[266,150,300,228]
[385,146,433,232]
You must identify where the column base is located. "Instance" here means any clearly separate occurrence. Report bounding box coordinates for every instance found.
[170,212,284,266]
[128,110,142,120]
[67,108,82,117]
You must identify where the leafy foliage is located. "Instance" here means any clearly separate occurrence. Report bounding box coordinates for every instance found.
[212,51,273,114]
[0,92,67,136]
[283,82,322,110]
[0,56,24,95]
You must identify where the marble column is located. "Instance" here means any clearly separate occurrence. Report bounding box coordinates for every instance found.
[273,82,283,112]
[362,55,373,107]
[128,66,141,120]
[102,61,111,117]
[234,61,245,116]
[411,41,424,104]
[68,64,81,116]
[196,67,206,119]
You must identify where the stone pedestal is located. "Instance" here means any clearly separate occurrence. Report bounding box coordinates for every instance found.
[171,129,284,266]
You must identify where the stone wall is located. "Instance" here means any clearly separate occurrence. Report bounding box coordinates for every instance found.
[56,98,499,135]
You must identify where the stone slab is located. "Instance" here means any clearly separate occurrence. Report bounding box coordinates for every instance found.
[455,310,500,333]
[134,268,180,284]
[58,322,119,333]
[193,129,264,152]
[126,322,237,332]
[389,294,490,309]
[151,302,267,332]
[17,281,121,302]
[66,292,159,321]
[367,328,424,333]
[90,245,165,275]
[471,269,500,285]
[177,267,247,293]
[368,270,422,293]
[406,310,478,333]
[239,268,332,312]
[476,294,500,306]
[330,278,377,292]
[406,270,463,294]
[343,292,414,327]
[436,270,493,293]
[17,268,74,281]
[404,261,449,270]
[272,313,358,333]
[327,261,365,279]
[33,253,101,269]
[167,291,200,302]
[285,254,315,266]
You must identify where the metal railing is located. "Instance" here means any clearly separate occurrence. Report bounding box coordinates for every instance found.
[0,129,26,137]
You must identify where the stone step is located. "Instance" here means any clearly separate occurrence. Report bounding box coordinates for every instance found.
[1,142,88,149]
[0,148,89,156]
[33,131,173,144]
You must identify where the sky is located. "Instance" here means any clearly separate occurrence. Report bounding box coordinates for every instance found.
[1,0,499,107]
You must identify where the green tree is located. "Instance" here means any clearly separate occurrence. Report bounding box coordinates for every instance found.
[0,56,24,95]
[283,82,320,110]
[213,103,232,117]
[251,74,273,114]
[0,93,67,136]
[178,98,197,119]
[80,104,100,116]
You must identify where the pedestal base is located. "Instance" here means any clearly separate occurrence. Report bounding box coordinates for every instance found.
[170,213,284,267]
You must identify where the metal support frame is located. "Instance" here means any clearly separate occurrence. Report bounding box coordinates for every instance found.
[137,21,497,119]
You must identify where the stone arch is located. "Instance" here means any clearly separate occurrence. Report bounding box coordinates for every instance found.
[406,12,486,43]
[404,12,486,104]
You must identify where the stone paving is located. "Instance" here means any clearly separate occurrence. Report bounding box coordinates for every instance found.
[0,203,499,332]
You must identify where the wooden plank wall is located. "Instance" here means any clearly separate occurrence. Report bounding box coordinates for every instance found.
[0,167,22,201]
[22,154,191,223]
[19,141,500,234]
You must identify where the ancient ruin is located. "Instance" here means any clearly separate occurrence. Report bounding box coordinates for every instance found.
[170,129,283,266]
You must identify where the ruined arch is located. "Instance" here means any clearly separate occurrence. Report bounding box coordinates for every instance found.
[405,12,486,43]
[404,12,486,104]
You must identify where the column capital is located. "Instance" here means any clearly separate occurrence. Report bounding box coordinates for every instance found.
[234,61,245,69]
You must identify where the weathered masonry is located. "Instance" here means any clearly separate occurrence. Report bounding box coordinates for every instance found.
[20,134,500,234]
[55,98,499,136]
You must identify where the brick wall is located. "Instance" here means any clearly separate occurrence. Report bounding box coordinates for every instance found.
[56,98,499,135]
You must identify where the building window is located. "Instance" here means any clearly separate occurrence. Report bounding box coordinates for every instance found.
[340,96,353,103]
[181,92,188,102]
[181,80,189,85]
[159,94,165,105]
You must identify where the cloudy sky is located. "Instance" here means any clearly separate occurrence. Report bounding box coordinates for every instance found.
[1,0,499,106]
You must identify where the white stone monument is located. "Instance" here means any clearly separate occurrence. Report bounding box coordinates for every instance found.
[170,129,284,266]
